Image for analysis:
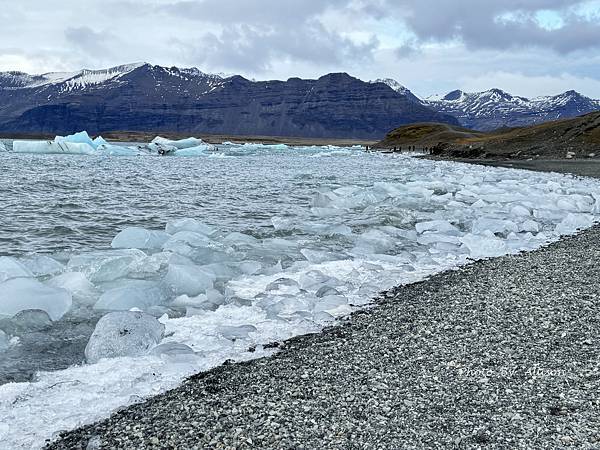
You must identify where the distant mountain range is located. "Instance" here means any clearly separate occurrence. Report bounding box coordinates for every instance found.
[0,63,598,138]
[424,88,600,131]
[0,63,456,139]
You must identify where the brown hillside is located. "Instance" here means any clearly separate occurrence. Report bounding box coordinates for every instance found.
[375,112,600,159]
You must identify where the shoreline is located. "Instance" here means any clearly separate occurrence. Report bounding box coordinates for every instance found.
[49,224,600,449]
[48,160,600,449]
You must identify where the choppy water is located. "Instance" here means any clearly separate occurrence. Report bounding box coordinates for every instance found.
[1,144,600,449]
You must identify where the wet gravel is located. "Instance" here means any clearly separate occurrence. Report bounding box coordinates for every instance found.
[48,224,600,449]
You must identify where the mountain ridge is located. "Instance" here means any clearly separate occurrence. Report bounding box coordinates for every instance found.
[0,63,458,139]
[0,63,598,137]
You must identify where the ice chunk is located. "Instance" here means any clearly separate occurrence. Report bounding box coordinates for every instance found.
[265,278,300,293]
[46,272,97,305]
[111,227,170,250]
[164,264,216,296]
[165,218,215,236]
[94,281,167,311]
[460,233,508,259]
[174,146,213,157]
[55,131,99,148]
[415,220,459,235]
[314,295,348,313]
[0,256,34,282]
[222,232,258,246]
[217,325,257,340]
[21,255,65,277]
[167,231,212,247]
[518,220,540,233]
[0,278,72,321]
[510,205,531,217]
[555,213,594,235]
[67,250,147,283]
[13,140,97,155]
[3,309,52,333]
[150,342,195,356]
[151,136,209,150]
[84,311,165,363]
[472,218,518,236]
[0,141,6,152]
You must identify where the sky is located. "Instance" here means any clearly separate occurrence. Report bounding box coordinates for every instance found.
[1,0,600,99]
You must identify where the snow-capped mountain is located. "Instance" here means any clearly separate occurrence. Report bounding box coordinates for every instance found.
[0,63,458,139]
[370,78,424,104]
[426,88,600,131]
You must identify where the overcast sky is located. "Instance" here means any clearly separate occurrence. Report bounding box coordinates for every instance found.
[1,0,600,98]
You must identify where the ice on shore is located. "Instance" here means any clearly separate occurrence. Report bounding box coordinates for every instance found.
[111,227,170,250]
[0,278,72,320]
[85,311,165,363]
[0,256,34,282]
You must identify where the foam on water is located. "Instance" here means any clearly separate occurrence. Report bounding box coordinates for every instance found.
[1,149,600,448]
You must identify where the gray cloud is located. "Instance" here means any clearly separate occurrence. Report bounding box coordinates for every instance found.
[385,0,600,54]
[0,0,599,97]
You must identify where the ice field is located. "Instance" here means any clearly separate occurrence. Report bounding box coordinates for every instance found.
[1,140,600,448]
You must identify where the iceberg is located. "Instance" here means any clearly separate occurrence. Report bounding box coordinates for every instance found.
[12,140,97,155]
[0,141,6,152]
[84,311,165,363]
[55,131,101,149]
[0,278,72,321]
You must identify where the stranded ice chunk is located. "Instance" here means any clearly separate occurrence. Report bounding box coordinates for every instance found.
[0,278,72,321]
[0,256,34,283]
[85,311,165,363]
[111,227,170,250]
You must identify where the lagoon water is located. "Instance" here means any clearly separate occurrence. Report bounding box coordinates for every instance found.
[1,143,600,448]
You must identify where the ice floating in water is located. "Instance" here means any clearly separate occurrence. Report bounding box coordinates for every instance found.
[55,131,106,149]
[151,136,208,150]
[0,278,72,321]
[85,311,165,363]
[12,140,98,155]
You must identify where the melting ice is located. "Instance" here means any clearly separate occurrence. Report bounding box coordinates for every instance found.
[1,146,600,448]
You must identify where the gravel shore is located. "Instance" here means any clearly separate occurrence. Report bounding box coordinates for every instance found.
[48,224,600,449]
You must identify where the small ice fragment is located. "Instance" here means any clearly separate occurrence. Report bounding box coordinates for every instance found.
[315,286,341,298]
[217,325,257,340]
[265,278,300,292]
[85,311,165,363]
[150,342,195,356]
[111,227,170,250]
[510,205,531,217]
[0,278,72,321]
[415,220,459,235]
